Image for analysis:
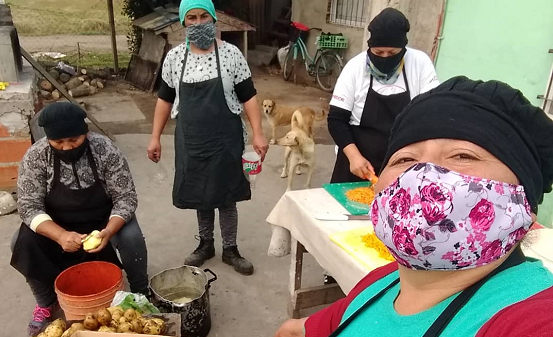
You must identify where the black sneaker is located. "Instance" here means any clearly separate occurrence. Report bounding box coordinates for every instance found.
[184,237,215,267]
[222,246,254,275]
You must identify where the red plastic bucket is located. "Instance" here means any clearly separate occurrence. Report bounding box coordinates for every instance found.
[54,261,123,320]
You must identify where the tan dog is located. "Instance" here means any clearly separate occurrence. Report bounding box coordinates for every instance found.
[262,99,327,144]
[277,110,316,191]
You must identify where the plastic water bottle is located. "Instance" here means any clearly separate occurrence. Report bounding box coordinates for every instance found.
[242,151,262,189]
[249,174,258,189]
[149,162,168,183]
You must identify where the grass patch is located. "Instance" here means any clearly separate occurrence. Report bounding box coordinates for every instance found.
[7,0,131,36]
[38,51,132,69]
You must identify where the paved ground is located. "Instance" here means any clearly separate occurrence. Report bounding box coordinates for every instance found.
[85,67,333,144]
[0,66,337,336]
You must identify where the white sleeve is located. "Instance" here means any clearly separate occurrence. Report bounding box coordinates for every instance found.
[230,44,253,85]
[417,53,440,94]
[330,57,357,111]
[161,48,177,88]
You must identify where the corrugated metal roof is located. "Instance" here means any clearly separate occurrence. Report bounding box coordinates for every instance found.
[132,10,179,31]
[133,5,255,32]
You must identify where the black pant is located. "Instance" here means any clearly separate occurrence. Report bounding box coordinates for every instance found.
[11,216,148,307]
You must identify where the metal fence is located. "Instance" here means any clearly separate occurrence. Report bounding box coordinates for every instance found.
[7,0,131,72]
[329,0,368,28]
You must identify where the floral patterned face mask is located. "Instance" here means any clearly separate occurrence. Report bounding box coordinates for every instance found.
[371,163,532,270]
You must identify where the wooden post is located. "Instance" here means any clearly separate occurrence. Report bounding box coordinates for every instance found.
[288,239,304,319]
[107,0,119,75]
[287,239,345,319]
[77,42,81,74]
[243,31,248,61]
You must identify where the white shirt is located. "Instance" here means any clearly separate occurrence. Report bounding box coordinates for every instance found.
[161,42,252,144]
[161,42,252,119]
[330,47,439,126]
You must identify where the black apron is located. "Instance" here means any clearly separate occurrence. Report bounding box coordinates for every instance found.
[10,147,121,286]
[172,45,251,210]
[331,68,411,183]
[329,248,527,337]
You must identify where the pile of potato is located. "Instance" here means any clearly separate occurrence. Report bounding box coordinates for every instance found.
[37,307,166,336]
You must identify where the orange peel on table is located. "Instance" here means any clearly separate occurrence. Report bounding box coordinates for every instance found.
[345,187,376,206]
[361,232,394,261]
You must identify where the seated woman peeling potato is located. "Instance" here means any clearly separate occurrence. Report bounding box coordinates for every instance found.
[274,77,553,337]
[9,103,149,336]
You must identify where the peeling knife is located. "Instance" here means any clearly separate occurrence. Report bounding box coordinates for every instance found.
[314,212,371,221]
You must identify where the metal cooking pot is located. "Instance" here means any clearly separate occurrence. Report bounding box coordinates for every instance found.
[149,266,217,337]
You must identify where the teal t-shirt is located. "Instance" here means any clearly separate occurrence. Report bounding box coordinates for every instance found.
[338,259,553,337]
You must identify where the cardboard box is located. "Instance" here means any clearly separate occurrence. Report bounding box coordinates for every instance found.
[74,332,170,337]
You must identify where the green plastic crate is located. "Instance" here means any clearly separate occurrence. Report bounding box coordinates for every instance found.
[318,34,348,49]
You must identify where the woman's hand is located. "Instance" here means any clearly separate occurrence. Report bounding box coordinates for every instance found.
[253,134,269,161]
[87,228,114,254]
[58,231,86,252]
[87,217,125,253]
[147,137,162,163]
[273,318,307,337]
[343,143,375,180]
[343,144,375,179]
[349,154,375,180]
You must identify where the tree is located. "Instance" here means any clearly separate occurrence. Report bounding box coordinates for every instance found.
[122,0,171,53]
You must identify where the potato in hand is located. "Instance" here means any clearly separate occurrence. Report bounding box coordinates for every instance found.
[82,230,102,251]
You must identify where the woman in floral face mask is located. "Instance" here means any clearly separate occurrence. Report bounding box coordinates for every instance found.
[274,77,553,337]
[147,0,268,275]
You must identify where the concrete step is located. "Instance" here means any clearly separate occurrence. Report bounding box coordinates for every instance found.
[247,49,276,67]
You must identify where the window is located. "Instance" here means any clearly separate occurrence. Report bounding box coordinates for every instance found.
[329,0,368,28]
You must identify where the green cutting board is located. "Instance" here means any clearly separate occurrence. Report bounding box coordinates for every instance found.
[323,181,373,215]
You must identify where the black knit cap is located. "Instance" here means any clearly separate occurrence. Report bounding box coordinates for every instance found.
[38,102,88,140]
[368,8,410,48]
[382,76,553,213]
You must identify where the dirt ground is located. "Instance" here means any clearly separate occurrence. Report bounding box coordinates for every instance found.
[90,66,335,145]
[0,65,337,336]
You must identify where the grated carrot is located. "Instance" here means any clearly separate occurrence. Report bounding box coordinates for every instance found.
[345,187,375,206]
[361,233,394,261]
[368,174,379,185]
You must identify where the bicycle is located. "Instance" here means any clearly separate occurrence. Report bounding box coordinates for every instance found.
[283,22,347,92]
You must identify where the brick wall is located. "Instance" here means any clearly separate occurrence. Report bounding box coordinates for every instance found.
[0,64,36,191]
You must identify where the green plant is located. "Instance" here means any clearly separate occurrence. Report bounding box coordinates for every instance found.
[122,0,152,53]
